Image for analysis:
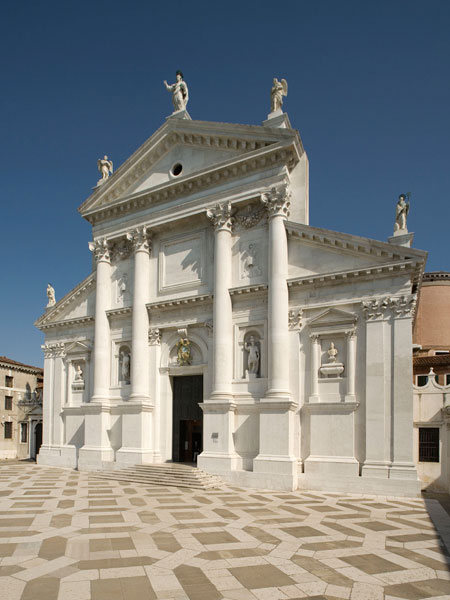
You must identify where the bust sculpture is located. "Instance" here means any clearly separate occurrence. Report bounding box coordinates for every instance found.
[245,336,260,376]
[327,342,338,363]
[164,71,189,113]
[74,364,84,382]
[97,155,113,185]
[394,193,410,233]
[46,283,56,307]
[270,78,288,113]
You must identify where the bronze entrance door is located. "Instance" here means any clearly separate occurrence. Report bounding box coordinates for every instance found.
[172,375,203,463]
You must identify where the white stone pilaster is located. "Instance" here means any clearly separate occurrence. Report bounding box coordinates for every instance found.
[345,331,356,400]
[310,334,320,400]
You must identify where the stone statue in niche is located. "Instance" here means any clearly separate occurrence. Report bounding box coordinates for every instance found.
[245,336,260,379]
[164,70,189,112]
[74,364,84,382]
[46,283,56,307]
[97,155,113,185]
[270,78,288,113]
[319,341,344,377]
[177,329,192,366]
[241,243,261,279]
[394,193,410,233]
[327,342,338,363]
[119,349,131,384]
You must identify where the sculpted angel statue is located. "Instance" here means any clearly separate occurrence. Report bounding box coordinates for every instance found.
[164,70,189,112]
[394,193,410,232]
[46,283,56,307]
[270,78,288,113]
[97,155,113,184]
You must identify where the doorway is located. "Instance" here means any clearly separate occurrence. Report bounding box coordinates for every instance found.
[172,375,203,463]
[34,422,42,458]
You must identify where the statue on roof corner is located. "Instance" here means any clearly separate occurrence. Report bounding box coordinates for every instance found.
[46,283,55,307]
[394,193,410,233]
[270,78,288,113]
[97,155,113,185]
[164,70,189,112]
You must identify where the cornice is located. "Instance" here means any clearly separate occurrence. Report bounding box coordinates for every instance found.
[0,362,42,375]
[147,293,213,311]
[229,284,268,297]
[287,260,420,290]
[106,307,132,319]
[39,316,94,331]
[35,272,96,330]
[82,140,300,226]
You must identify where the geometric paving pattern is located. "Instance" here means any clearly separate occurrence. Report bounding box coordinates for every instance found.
[0,463,449,599]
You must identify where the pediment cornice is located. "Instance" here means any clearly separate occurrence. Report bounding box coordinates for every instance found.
[81,139,301,225]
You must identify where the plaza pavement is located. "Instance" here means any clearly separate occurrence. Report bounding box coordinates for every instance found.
[0,462,450,600]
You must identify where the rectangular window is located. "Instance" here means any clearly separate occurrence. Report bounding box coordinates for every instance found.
[4,421,12,439]
[20,423,27,443]
[435,351,449,355]
[416,375,428,387]
[419,427,439,462]
[446,374,450,386]
[4,396,12,410]
[5,376,13,388]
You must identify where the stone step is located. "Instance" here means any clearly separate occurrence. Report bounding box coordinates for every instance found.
[90,463,223,489]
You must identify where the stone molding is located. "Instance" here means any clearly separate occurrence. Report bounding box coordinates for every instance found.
[88,238,111,263]
[42,342,66,359]
[39,316,94,331]
[206,201,233,232]
[260,183,291,218]
[362,294,416,320]
[147,293,213,311]
[229,284,268,297]
[126,226,152,254]
[148,328,161,345]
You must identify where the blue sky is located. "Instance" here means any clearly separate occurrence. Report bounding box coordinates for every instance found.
[1,0,449,367]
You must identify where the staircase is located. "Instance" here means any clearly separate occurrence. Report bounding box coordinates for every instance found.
[90,463,223,490]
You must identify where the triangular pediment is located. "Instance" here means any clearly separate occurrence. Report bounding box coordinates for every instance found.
[35,273,96,330]
[309,307,358,328]
[287,222,427,285]
[79,118,302,221]
[65,340,92,354]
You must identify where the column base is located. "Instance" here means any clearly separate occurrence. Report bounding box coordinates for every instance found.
[197,451,238,474]
[304,456,360,479]
[78,446,114,471]
[361,461,392,479]
[116,448,153,466]
[37,445,78,469]
[252,455,297,490]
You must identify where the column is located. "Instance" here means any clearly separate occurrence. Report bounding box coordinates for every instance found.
[116,227,154,466]
[78,238,113,469]
[310,334,320,400]
[197,201,237,474]
[128,226,151,402]
[149,328,162,462]
[89,238,112,403]
[253,184,298,490]
[345,331,356,400]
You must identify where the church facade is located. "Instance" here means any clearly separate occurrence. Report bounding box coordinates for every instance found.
[35,103,427,495]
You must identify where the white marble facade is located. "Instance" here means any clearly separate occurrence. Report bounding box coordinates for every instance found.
[35,109,427,495]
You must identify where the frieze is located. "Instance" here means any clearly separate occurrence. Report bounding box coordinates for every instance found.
[234,203,266,229]
[42,342,66,359]
[362,294,416,320]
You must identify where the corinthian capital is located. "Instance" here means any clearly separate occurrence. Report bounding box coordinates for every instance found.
[126,226,152,253]
[261,184,291,218]
[206,201,233,232]
[88,238,111,263]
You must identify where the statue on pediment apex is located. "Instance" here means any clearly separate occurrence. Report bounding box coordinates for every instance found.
[97,155,113,185]
[270,78,288,113]
[164,70,189,113]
